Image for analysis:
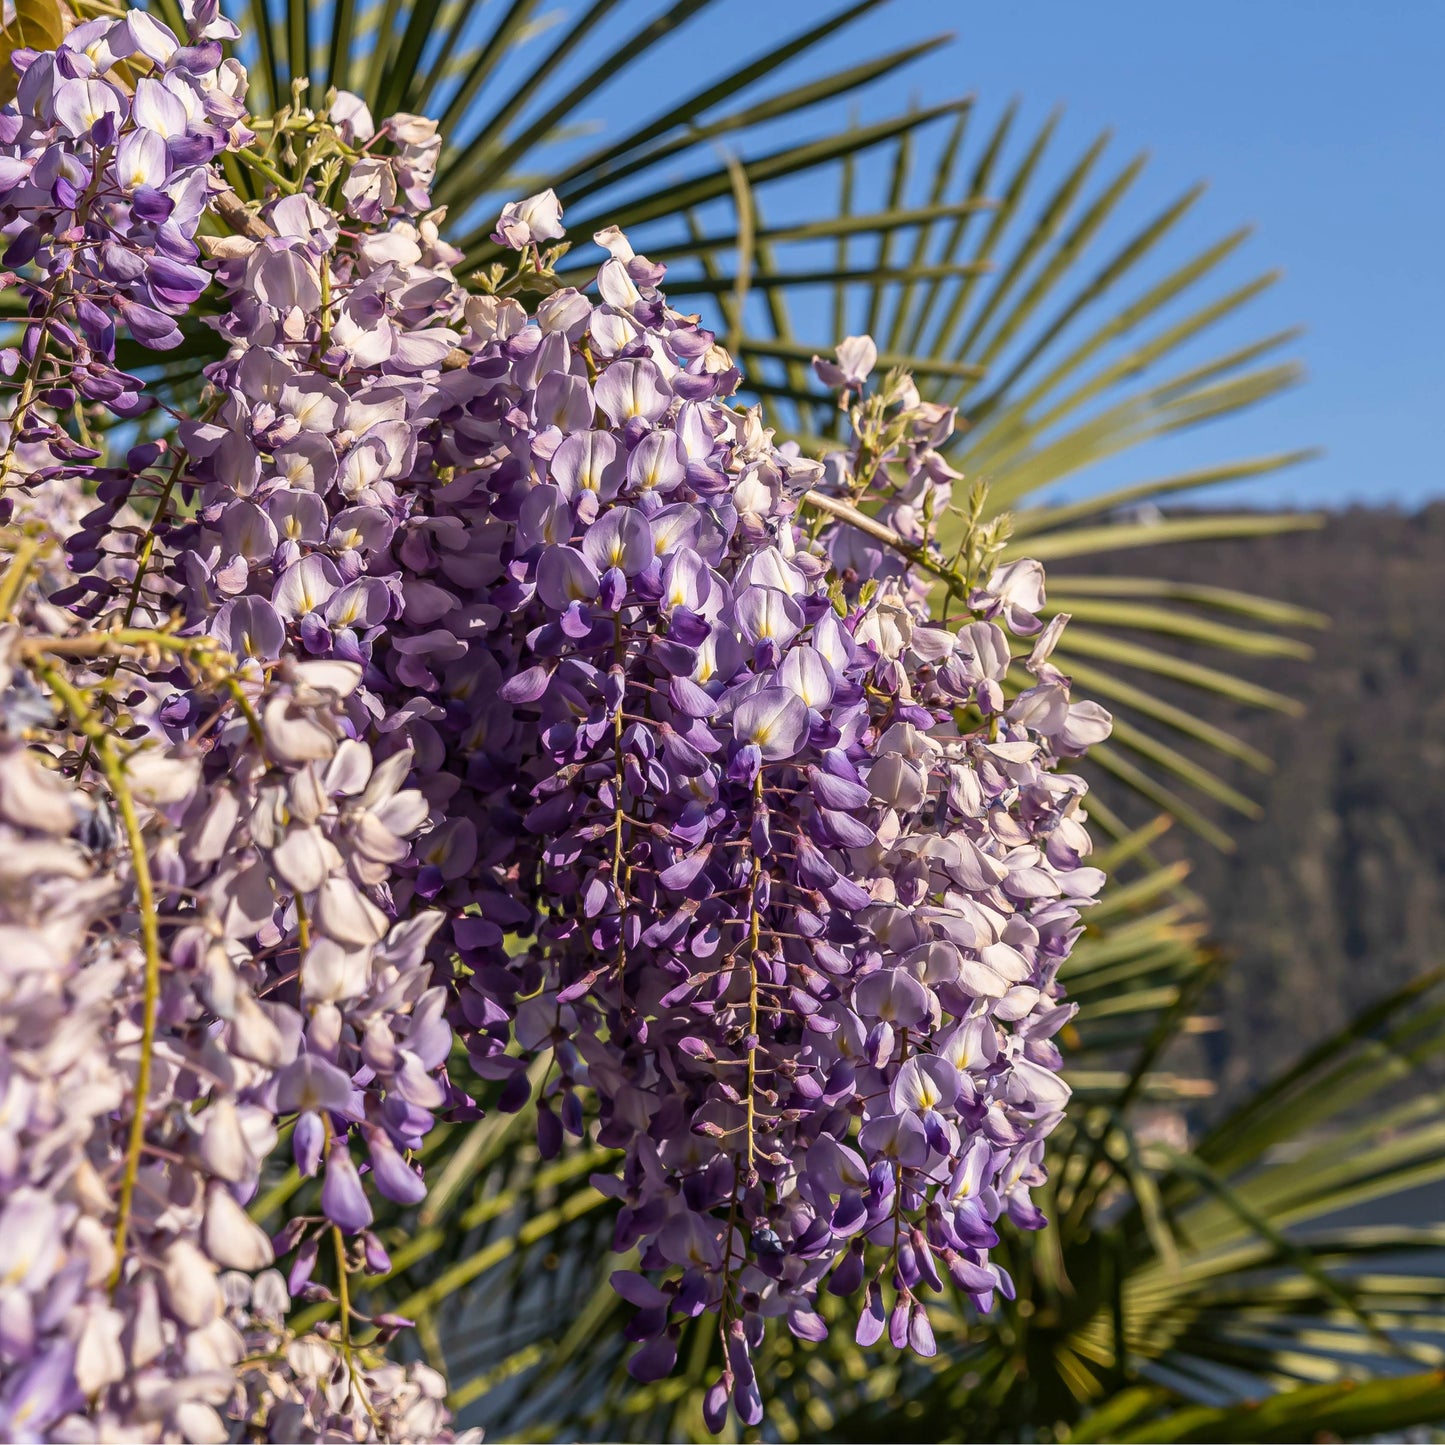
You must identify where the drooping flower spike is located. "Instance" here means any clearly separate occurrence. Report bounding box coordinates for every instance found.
[0,14,1111,1435]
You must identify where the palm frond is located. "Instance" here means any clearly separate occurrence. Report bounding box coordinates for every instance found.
[190,0,1326,844]
[442,933,1445,1443]
[1067,1371,1445,1445]
[741,969,1445,1445]
[656,105,1315,844]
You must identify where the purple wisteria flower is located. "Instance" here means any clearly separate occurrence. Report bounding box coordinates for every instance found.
[0,12,1115,1432]
[813,333,879,392]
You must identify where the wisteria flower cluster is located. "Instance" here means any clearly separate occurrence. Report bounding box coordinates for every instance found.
[0,0,247,494]
[0,7,1110,1438]
[447,318,1110,1425]
[0,616,452,1441]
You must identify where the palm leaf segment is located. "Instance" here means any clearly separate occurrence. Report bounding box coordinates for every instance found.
[774,979,1445,1445]
[194,0,1327,850]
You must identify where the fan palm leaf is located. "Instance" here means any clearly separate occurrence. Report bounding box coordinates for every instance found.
[1067,1371,1445,1445]
[102,0,1319,845]
[693,970,1445,1445]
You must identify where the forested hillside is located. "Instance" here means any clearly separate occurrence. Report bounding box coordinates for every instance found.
[1073,505,1445,1101]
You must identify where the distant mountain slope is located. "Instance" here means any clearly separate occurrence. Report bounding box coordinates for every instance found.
[1070,505,1445,1100]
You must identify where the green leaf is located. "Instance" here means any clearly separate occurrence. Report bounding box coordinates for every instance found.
[1104,715,1264,819]
[449,0,711,203]
[0,0,63,106]
[540,1,907,195]
[900,99,1016,357]
[554,99,972,246]
[721,152,755,357]
[1047,573,1329,630]
[738,336,985,381]
[1072,1371,1445,1444]
[434,0,546,137]
[1008,511,1321,564]
[1045,597,1314,660]
[1058,659,1276,772]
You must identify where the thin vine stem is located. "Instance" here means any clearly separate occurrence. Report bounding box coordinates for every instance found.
[33,660,163,1291]
[0,535,42,619]
[744,774,765,1173]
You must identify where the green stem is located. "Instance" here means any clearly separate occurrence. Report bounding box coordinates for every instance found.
[332,1224,381,1425]
[319,262,334,351]
[334,1224,353,1353]
[294,891,312,1007]
[234,146,299,194]
[21,628,219,660]
[744,774,764,1172]
[35,662,162,1291]
[0,537,42,620]
[0,311,54,493]
[106,755,160,1290]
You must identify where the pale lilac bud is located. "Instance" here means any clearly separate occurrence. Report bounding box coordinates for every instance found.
[161,1240,222,1328]
[492,188,565,249]
[813,334,877,391]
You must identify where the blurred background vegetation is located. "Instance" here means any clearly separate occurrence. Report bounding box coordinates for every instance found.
[121,0,1445,1436]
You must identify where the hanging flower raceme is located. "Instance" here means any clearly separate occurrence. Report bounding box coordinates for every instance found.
[411,224,1110,1424]
[0,10,1112,1435]
[0,579,454,1441]
[0,3,248,475]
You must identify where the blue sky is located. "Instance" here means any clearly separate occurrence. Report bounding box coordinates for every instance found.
[559,1,1445,509]
[877,0,1445,509]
